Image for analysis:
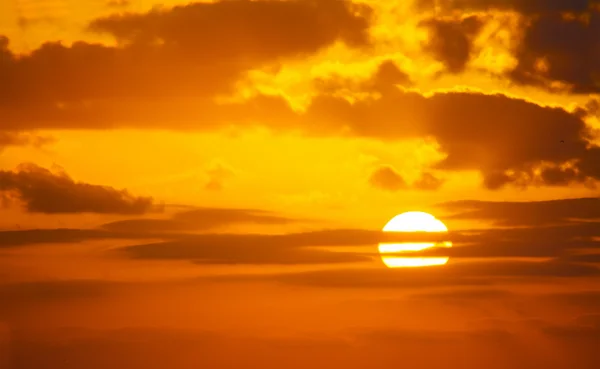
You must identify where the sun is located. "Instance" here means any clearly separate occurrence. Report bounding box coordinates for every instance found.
[379,211,452,268]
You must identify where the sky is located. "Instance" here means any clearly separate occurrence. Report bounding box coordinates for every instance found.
[0,0,600,368]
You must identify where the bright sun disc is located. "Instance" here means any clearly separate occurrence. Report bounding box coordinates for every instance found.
[379,211,452,268]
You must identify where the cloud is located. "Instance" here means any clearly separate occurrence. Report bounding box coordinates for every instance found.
[509,11,600,94]
[439,197,600,226]
[369,167,445,192]
[204,162,234,192]
[4,13,600,192]
[314,59,413,95]
[542,314,600,340]
[539,290,600,310]
[408,289,600,314]
[0,0,372,129]
[368,165,408,191]
[413,172,444,190]
[0,213,443,249]
[420,15,485,73]
[0,132,54,150]
[118,232,379,265]
[216,259,600,288]
[416,0,595,15]
[415,2,600,94]
[0,280,118,317]
[116,226,457,265]
[303,89,600,189]
[0,229,134,248]
[101,207,299,233]
[401,220,600,259]
[409,288,514,302]
[358,326,514,345]
[0,280,112,303]
[0,163,157,214]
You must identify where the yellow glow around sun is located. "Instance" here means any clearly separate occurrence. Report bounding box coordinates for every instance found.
[379,211,452,268]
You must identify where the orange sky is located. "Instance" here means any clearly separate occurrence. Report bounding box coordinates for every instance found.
[1,1,600,369]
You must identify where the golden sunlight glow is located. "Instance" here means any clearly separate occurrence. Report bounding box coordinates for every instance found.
[379,211,452,268]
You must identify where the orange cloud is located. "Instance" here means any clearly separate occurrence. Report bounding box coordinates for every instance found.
[0,0,372,129]
[0,163,157,214]
[420,15,485,73]
[413,172,445,191]
[368,165,408,191]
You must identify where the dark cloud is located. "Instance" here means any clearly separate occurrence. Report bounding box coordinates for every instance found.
[540,290,600,310]
[510,11,600,94]
[0,163,157,214]
[416,2,600,94]
[368,60,413,90]
[89,0,371,55]
[399,220,600,259]
[0,223,445,249]
[542,314,600,340]
[368,165,407,191]
[0,229,142,248]
[217,260,599,288]
[370,168,444,192]
[0,132,54,150]
[117,227,450,265]
[118,228,451,261]
[303,88,600,189]
[0,0,371,129]
[101,207,299,233]
[420,16,485,73]
[0,280,111,303]
[0,280,117,317]
[359,326,514,345]
[4,18,600,192]
[439,197,600,226]
[413,172,444,191]
[409,288,514,302]
[416,0,596,15]
[410,289,600,312]
[119,237,371,265]
[315,59,413,95]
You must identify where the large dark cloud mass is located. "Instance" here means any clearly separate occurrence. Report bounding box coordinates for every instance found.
[0,163,156,214]
[0,0,598,193]
[417,1,600,93]
[0,0,371,129]
[510,11,600,94]
[304,89,600,189]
